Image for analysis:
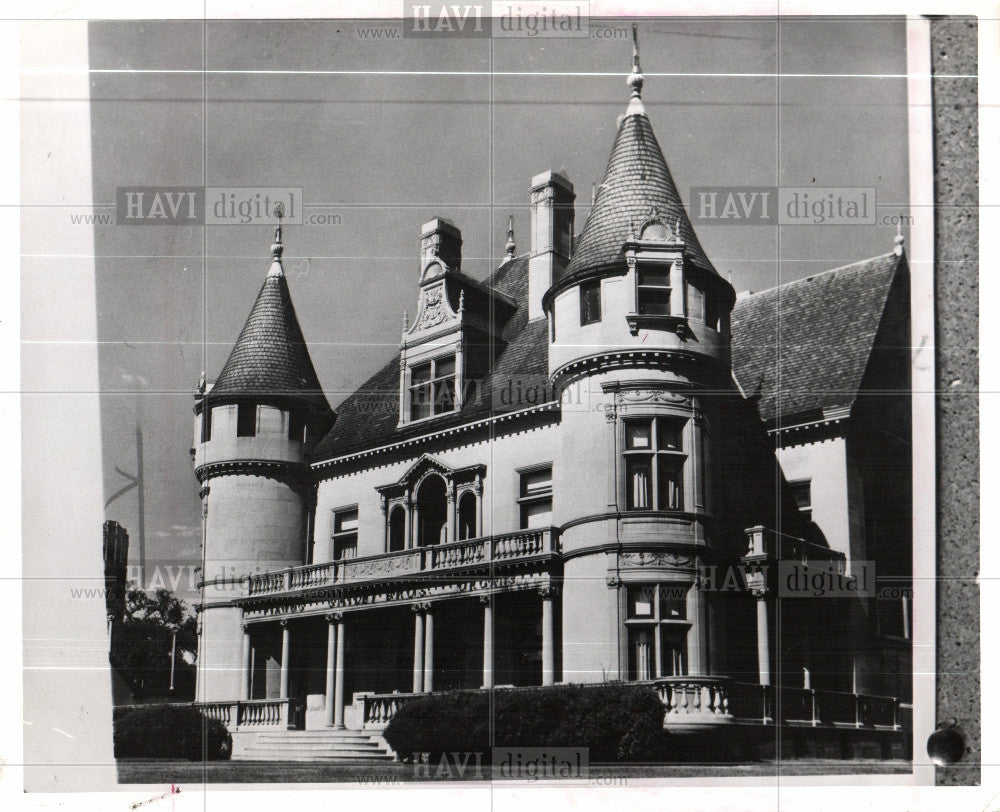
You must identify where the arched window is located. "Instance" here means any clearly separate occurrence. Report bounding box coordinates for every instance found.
[416,475,447,547]
[457,491,477,540]
[388,505,406,552]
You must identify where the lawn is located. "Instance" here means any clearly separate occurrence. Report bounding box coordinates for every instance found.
[118,759,913,786]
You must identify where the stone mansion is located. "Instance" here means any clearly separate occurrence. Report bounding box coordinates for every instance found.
[191,43,912,758]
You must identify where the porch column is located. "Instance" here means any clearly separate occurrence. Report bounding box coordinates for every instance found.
[445,489,455,543]
[423,605,435,692]
[540,586,556,686]
[324,614,337,726]
[404,492,413,549]
[333,613,346,728]
[754,590,771,686]
[481,596,494,689]
[412,605,425,693]
[278,620,290,700]
[240,625,251,701]
[474,478,484,537]
[686,582,709,675]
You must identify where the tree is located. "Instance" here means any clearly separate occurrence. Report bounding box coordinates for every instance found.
[110,587,198,701]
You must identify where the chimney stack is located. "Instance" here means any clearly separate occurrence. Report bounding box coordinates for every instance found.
[528,171,575,320]
[420,217,462,274]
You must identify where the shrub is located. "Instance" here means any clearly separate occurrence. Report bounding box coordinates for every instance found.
[384,683,665,763]
[113,703,232,760]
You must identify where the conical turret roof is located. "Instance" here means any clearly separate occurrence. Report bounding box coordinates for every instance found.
[209,226,331,418]
[562,33,717,282]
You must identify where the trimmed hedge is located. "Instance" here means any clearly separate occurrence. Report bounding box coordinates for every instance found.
[383,683,665,763]
[114,704,232,761]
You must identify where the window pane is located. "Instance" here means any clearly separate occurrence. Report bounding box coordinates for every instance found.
[335,509,358,534]
[630,628,654,681]
[580,280,601,325]
[687,283,704,320]
[625,419,653,450]
[236,403,256,437]
[656,417,683,450]
[201,407,212,442]
[334,537,357,561]
[626,456,652,510]
[434,356,455,379]
[410,383,432,420]
[638,268,669,287]
[411,362,431,385]
[638,288,670,315]
[660,629,687,677]
[627,585,656,618]
[520,466,552,497]
[657,457,683,510]
[659,587,687,619]
[388,507,406,552]
[433,378,455,414]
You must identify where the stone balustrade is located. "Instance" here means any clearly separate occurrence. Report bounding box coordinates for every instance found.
[194,699,293,732]
[361,692,426,730]
[247,527,558,598]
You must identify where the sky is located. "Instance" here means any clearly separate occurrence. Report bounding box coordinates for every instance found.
[76,17,909,602]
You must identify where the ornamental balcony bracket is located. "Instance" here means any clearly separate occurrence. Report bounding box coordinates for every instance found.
[625,313,693,338]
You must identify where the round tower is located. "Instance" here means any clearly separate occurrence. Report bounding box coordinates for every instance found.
[544,32,736,686]
[193,224,333,702]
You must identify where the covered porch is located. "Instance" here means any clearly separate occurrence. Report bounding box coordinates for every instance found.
[226,586,559,732]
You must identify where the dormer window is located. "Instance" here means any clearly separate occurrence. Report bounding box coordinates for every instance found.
[409,354,456,421]
[637,267,671,315]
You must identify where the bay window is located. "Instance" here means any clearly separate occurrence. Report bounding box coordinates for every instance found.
[625,583,689,680]
[623,417,686,511]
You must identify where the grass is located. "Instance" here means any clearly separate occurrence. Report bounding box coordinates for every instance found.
[117,759,913,785]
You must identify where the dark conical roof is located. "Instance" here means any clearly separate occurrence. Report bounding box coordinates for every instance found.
[209,238,331,418]
[562,95,717,282]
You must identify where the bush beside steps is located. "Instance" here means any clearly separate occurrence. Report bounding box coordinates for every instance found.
[384,683,666,763]
[114,703,232,761]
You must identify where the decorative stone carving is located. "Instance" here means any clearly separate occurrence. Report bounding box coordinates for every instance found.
[620,551,695,570]
[415,283,450,329]
[605,575,622,589]
[617,389,690,406]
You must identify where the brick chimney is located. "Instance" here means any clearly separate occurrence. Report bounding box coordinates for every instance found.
[528,171,575,320]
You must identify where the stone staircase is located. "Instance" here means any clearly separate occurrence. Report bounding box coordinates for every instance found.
[234,729,396,762]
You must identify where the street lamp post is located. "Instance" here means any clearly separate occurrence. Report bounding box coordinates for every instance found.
[168,625,178,692]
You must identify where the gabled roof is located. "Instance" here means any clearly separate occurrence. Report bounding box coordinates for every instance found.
[209,237,332,418]
[731,251,906,428]
[309,254,552,462]
[561,87,716,283]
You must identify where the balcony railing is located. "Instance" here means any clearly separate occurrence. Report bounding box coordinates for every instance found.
[247,527,558,598]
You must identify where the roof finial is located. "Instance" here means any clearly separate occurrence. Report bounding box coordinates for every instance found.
[504,214,516,261]
[268,203,285,277]
[893,217,906,256]
[625,24,646,117]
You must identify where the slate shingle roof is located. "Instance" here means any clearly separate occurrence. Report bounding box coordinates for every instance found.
[210,269,332,417]
[562,110,716,283]
[309,255,551,462]
[730,252,905,427]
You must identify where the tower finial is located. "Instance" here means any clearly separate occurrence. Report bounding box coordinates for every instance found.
[503,214,516,263]
[625,24,646,117]
[268,204,285,276]
[893,217,906,256]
